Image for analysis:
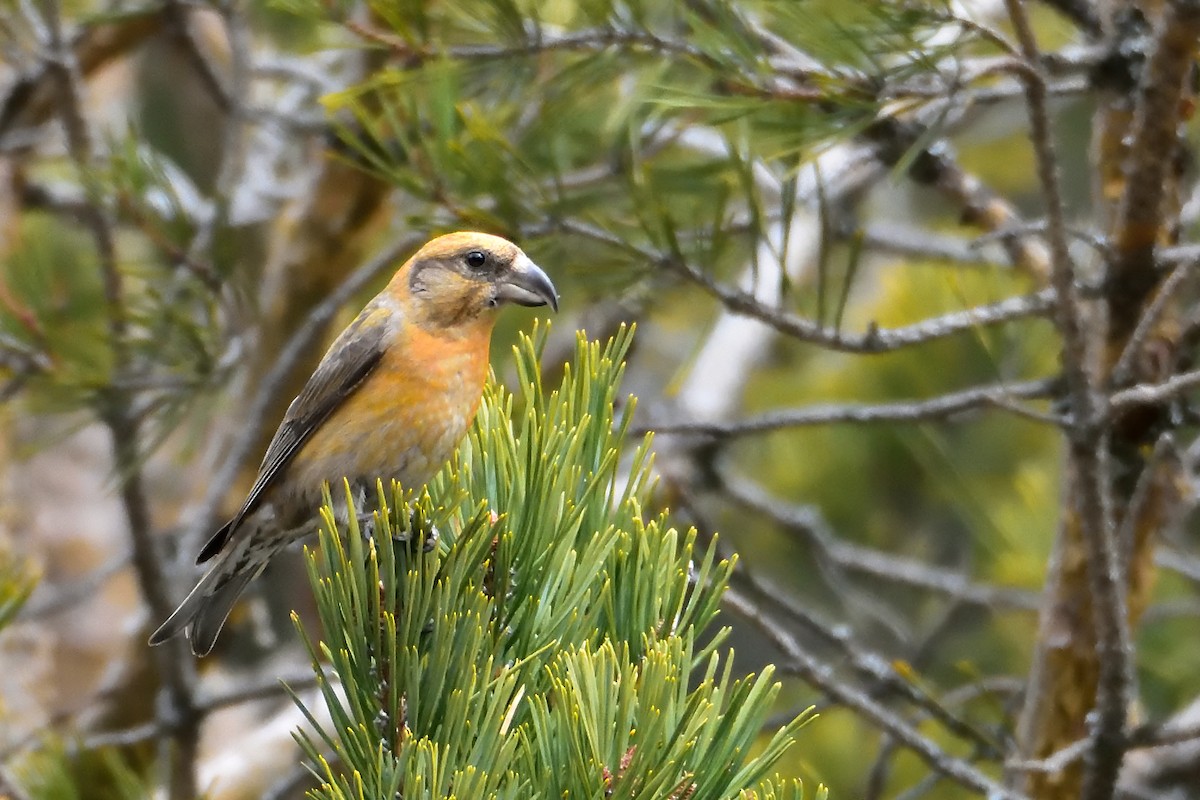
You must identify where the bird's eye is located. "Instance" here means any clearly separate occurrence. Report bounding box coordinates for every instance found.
[465,250,487,269]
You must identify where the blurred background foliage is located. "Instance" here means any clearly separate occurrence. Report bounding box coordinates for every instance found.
[1,0,1196,799]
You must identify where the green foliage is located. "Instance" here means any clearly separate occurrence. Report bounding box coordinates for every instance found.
[292,326,818,799]
[297,0,988,313]
[3,131,230,455]
[9,742,147,800]
[1,214,110,407]
[101,131,230,446]
[0,546,35,632]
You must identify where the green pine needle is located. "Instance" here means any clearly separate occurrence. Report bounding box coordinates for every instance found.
[292,324,815,799]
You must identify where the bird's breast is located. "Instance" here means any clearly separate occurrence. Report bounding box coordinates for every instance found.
[283,322,491,505]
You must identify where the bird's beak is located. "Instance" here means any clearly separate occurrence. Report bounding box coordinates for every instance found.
[496,254,559,311]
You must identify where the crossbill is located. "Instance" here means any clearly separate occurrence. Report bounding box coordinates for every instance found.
[150,232,558,656]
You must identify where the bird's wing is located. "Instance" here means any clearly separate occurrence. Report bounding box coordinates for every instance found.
[199,302,391,563]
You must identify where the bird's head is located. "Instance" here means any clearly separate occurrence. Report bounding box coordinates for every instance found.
[399,231,558,330]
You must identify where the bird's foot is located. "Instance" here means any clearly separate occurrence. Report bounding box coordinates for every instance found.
[393,507,439,554]
[354,512,378,540]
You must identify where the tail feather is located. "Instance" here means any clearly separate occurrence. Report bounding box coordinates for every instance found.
[149,548,266,656]
[196,520,233,564]
[149,567,216,645]
[189,569,260,656]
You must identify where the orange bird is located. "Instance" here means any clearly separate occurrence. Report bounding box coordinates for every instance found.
[150,232,558,655]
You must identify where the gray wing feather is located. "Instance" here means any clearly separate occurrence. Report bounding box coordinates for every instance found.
[227,304,390,535]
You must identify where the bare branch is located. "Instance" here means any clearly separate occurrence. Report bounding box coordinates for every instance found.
[1157,242,1200,265]
[1111,259,1194,385]
[1127,717,1200,750]
[179,0,251,264]
[347,21,733,76]
[858,222,1004,268]
[79,721,161,751]
[0,7,162,143]
[648,377,1060,438]
[557,219,1056,354]
[731,565,1006,757]
[1109,367,1200,412]
[164,1,233,115]
[1005,1,1134,796]
[720,474,1042,611]
[196,673,320,713]
[1009,737,1090,774]
[1007,713,1200,781]
[723,584,1028,799]
[1155,545,1200,584]
[15,551,131,620]
[1108,1,1200,324]
[866,120,1050,280]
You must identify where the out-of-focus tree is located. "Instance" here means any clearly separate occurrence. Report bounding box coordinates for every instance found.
[2,1,1200,799]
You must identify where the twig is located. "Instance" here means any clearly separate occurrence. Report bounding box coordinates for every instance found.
[79,721,162,751]
[1142,597,1200,623]
[1127,718,1200,749]
[182,0,251,264]
[670,459,913,641]
[1155,545,1200,584]
[556,219,1056,354]
[1158,242,1200,264]
[16,551,131,619]
[196,673,320,712]
[1008,737,1090,774]
[1114,435,1184,569]
[670,468,1023,794]
[1109,367,1200,411]
[348,21,730,75]
[865,735,902,800]
[720,473,1042,611]
[723,584,1028,799]
[164,0,232,114]
[892,773,945,800]
[1110,257,1194,385]
[647,377,1060,438]
[962,74,1090,106]
[0,7,162,142]
[866,119,1051,280]
[731,565,1006,758]
[972,221,1108,256]
[831,542,1042,611]
[2,668,325,771]
[857,222,1003,267]
[164,1,324,135]
[1007,715,1200,778]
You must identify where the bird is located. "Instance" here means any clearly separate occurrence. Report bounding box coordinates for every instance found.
[150,231,558,656]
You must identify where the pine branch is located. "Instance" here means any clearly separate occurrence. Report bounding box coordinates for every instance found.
[290,327,816,799]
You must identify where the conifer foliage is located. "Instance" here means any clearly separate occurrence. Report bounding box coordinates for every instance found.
[292,326,819,799]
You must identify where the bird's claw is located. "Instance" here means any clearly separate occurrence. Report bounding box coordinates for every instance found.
[393,508,439,554]
[354,512,378,540]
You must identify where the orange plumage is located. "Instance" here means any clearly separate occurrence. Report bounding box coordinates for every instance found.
[150,232,557,655]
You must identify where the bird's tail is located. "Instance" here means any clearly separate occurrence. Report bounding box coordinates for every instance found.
[149,544,266,656]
